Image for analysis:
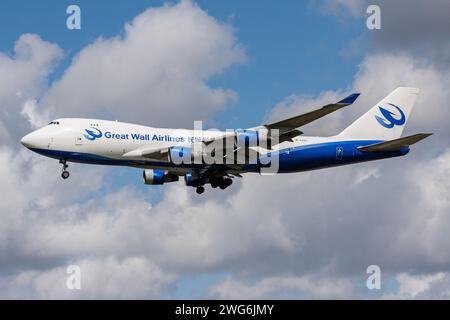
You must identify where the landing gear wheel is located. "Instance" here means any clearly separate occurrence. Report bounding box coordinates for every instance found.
[219,178,233,190]
[196,186,205,194]
[225,178,233,187]
[60,159,69,180]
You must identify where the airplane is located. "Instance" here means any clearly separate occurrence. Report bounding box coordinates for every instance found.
[21,87,432,194]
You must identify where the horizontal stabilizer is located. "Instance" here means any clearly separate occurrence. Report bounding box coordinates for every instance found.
[358,133,433,152]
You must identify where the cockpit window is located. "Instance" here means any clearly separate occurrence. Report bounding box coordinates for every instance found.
[48,121,60,125]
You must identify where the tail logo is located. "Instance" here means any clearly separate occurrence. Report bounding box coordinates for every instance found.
[375,103,406,129]
[83,127,102,141]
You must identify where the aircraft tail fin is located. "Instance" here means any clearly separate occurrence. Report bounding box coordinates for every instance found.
[339,87,420,140]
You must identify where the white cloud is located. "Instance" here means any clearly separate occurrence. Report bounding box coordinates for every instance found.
[353,167,380,186]
[21,99,50,129]
[0,34,62,145]
[0,34,62,102]
[384,272,446,299]
[0,256,175,299]
[41,0,245,127]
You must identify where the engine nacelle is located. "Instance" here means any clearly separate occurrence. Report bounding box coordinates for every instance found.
[184,172,204,187]
[143,169,179,185]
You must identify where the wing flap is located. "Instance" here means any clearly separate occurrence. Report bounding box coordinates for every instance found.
[358,133,433,152]
[277,129,303,143]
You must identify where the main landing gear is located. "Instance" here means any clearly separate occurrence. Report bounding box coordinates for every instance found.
[210,177,233,190]
[196,177,233,194]
[60,159,70,179]
[220,177,233,190]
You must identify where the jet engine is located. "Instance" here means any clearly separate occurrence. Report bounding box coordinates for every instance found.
[184,172,204,187]
[143,169,179,185]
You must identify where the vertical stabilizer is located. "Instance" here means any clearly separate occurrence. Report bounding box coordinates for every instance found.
[339,87,419,140]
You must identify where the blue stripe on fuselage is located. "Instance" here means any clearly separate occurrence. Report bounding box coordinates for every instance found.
[269,140,409,173]
[29,140,409,172]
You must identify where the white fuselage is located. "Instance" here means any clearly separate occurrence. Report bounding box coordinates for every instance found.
[21,118,407,178]
[22,118,337,171]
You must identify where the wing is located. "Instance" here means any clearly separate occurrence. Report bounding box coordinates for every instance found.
[264,93,360,132]
[122,93,360,161]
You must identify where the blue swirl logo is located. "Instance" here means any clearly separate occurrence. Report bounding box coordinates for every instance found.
[375,103,406,129]
[83,127,103,141]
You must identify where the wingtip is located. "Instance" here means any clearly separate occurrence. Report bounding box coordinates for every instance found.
[338,93,360,105]
[417,132,434,137]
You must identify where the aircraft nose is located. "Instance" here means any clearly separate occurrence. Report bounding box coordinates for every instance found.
[21,131,47,149]
[21,133,34,148]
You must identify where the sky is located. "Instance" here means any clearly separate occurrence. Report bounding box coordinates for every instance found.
[0,0,450,299]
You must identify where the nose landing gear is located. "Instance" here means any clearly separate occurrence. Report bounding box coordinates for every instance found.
[60,159,70,179]
[196,186,205,194]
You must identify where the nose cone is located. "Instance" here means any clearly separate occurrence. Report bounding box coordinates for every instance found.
[21,124,56,151]
[21,131,50,149]
[21,133,34,148]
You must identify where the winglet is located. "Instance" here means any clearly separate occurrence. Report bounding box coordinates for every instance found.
[337,93,360,105]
